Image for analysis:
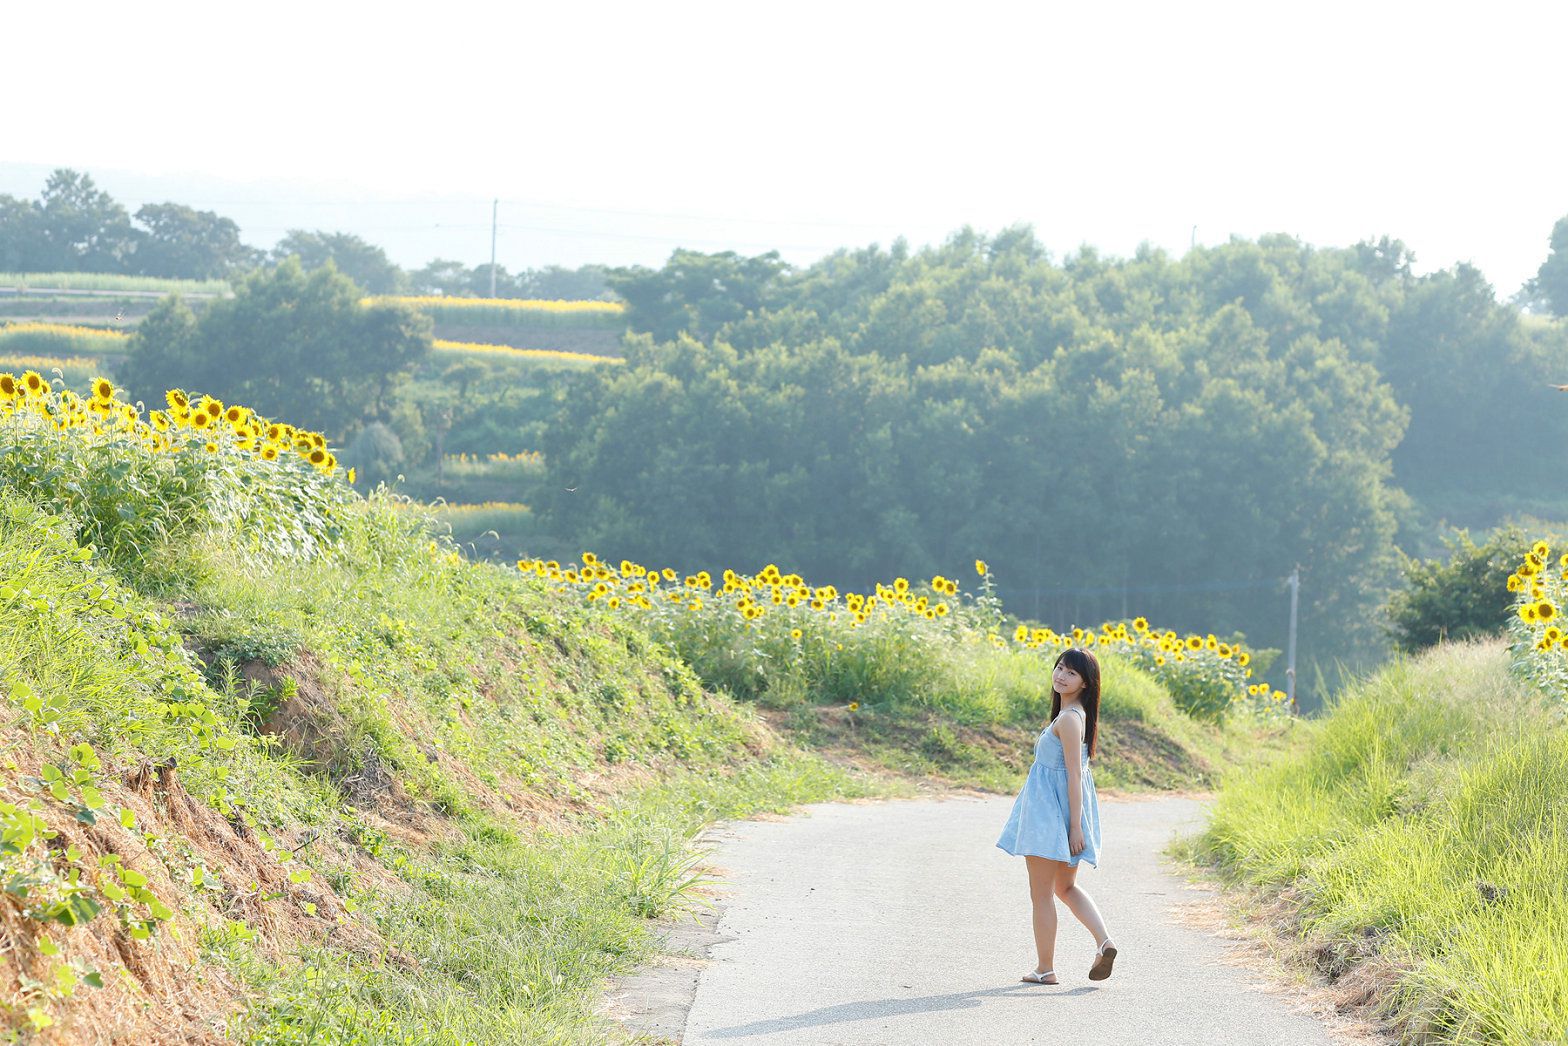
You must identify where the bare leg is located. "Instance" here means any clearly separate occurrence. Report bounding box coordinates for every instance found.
[1023,856,1060,981]
[1053,860,1111,948]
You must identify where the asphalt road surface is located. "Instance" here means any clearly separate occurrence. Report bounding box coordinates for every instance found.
[604,792,1352,1045]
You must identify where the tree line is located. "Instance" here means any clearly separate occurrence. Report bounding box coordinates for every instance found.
[0,168,612,298]
[534,228,1568,693]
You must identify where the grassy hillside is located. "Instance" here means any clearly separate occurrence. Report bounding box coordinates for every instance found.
[1,373,1287,1042]
[1173,640,1567,1044]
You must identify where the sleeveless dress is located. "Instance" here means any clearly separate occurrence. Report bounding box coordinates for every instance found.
[995,706,1102,867]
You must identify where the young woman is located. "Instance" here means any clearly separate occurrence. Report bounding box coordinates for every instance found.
[995,646,1116,984]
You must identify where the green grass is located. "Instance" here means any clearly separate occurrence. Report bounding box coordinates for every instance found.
[1172,639,1568,1044]
[0,272,230,295]
[211,754,878,1044]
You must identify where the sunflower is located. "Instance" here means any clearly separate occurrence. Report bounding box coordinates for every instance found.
[166,388,189,410]
[1536,600,1558,623]
[309,448,326,466]
[1237,651,1250,667]
[1186,635,1203,651]
[21,371,43,396]
[1522,603,1541,624]
[790,628,803,640]
[92,377,113,402]
[975,559,988,576]
[260,445,279,461]
[189,410,212,430]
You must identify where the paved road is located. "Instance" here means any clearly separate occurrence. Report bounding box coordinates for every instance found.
[605,793,1349,1045]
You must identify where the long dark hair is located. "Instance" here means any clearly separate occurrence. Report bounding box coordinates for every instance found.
[1050,646,1100,759]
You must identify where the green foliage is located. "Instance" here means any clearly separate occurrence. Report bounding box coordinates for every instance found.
[0,170,139,273]
[269,229,408,295]
[1175,642,1568,1044]
[539,227,1568,694]
[0,169,258,278]
[120,257,432,438]
[607,248,788,341]
[410,258,615,300]
[1527,214,1568,318]
[132,202,260,281]
[0,406,352,580]
[0,492,319,821]
[1385,526,1534,653]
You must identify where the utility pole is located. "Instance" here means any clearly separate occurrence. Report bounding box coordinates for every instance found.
[489,199,499,298]
[1286,565,1300,715]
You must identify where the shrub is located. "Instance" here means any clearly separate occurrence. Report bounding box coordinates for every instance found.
[1385,526,1536,653]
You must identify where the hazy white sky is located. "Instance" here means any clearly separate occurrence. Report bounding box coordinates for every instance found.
[5,0,1565,292]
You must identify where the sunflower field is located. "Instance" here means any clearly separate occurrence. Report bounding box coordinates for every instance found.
[0,322,129,359]
[372,296,626,330]
[0,368,351,575]
[519,553,1288,723]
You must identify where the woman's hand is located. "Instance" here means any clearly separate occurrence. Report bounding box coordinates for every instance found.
[1069,826,1086,855]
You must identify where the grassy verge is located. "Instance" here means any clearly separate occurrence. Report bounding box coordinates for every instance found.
[1171,640,1568,1044]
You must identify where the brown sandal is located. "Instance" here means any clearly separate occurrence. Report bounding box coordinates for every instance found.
[1088,939,1117,980]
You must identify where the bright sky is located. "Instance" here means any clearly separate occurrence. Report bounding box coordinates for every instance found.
[5,0,1566,293]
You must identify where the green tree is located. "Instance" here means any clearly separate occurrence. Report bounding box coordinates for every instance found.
[1385,527,1533,652]
[132,202,261,279]
[607,249,788,341]
[1527,215,1568,317]
[122,257,430,438]
[29,169,140,272]
[0,193,42,271]
[270,230,408,295]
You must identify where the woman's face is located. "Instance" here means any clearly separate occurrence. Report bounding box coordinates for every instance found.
[1053,661,1085,699]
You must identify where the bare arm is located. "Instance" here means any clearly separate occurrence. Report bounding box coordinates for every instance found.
[1059,710,1085,838]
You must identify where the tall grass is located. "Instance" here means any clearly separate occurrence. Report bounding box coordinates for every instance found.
[0,272,229,295]
[1175,640,1568,1044]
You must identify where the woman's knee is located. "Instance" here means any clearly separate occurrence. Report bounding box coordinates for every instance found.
[1052,871,1078,899]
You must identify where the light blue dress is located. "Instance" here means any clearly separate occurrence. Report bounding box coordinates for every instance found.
[995,706,1102,867]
